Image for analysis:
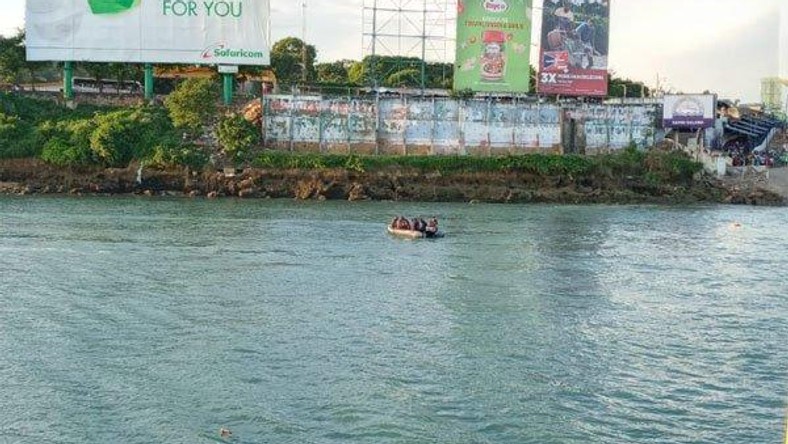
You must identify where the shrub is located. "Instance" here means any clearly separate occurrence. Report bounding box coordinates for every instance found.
[39,118,97,167]
[0,112,42,158]
[148,141,209,170]
[216,113,260,162]
[89,107,177,167]
[164,78,218,136]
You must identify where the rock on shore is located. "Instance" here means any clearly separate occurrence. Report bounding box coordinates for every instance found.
[0,158,784,206]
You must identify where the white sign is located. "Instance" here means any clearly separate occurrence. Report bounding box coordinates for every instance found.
[26,0,271,65]
[218,64,239,74]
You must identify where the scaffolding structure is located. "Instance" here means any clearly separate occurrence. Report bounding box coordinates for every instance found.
[761,78,785,114]
[361,0,453,90]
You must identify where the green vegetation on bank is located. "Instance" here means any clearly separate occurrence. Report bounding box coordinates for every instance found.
[1,88,701,189]
[0,79,243,169]
[253,148,702,186]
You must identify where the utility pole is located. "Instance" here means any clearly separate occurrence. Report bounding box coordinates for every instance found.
[301,0,308,85]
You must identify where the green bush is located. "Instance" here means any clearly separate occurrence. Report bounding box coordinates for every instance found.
[164,78,218,136]
[39,119,97,167]
[216,113,260,161]
[148,141,209,170]
[0,112,41,158]
[89,107,177,167]
[252,151,597,176]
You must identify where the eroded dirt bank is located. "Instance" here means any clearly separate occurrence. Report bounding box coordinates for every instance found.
[0,159,783,206]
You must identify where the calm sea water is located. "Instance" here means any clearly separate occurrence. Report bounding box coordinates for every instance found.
[1,196,787,444]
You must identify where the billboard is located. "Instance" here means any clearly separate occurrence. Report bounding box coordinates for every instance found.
[26,0,270,65]
[662,95,716,129]
[454,0,533,93]
[538,0,610,96]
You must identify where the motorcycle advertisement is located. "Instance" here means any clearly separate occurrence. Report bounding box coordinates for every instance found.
[538,0,610,96]
[454,0,533,93]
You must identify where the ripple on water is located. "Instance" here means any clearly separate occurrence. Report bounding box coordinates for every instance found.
[1,199,787,444]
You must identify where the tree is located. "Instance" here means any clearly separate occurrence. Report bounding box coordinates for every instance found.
[348,55,453,89]
[80,62,112,93]
[108,63,141,94]
[608,75,650,98]
[164,78,218,137]
[217,113,260,161]
[0,31,25,86]
[385,69,420,88]
[316,61,351,84]
[270,37,316,87]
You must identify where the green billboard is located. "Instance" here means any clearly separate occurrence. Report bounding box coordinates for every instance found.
[454,0,533,93]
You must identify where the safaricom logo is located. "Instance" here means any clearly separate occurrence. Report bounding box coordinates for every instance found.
[482,0,508,13]
[202,43,267,60]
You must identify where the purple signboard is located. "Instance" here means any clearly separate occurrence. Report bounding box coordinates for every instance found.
[662,95,716,129]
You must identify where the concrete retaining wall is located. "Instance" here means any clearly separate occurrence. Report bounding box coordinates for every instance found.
[262,96,659,156]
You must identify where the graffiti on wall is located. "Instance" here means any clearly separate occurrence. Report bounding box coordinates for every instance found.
[263,96,658,153]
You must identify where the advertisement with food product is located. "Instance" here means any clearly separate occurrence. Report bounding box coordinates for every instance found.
[26,0,270,65]
[538,0,610,96]
[454,0,533,93]
[662,95,717,129]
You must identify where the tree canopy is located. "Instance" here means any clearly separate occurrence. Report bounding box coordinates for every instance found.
[270,37,317,87]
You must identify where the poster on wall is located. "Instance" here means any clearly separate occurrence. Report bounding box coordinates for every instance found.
[26,0,271,65]
[538,0,610,96]
[454,0,533,93]
[662,94,717,129]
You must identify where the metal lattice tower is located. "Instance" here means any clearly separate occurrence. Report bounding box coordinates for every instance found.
[362,0,453,90]
[761,78,784,113]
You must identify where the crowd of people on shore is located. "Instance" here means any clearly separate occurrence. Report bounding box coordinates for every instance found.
[724,144,788,168]
[390,216,439,235]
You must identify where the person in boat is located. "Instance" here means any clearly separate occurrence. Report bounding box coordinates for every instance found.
[418,218,427,232]
[397,216,411,230]
[390,217,400,229]
[425,218,439,237]
[412,218,423,232]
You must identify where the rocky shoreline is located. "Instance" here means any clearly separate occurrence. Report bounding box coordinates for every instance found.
[0,158,784,206]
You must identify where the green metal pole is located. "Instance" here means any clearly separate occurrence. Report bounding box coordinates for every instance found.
[63,61,74,101]
[144,63,154,101]
[223,73,233,106]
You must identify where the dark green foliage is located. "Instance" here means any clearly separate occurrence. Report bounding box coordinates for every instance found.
[217,114,261,162]
[270,37,317,86]
[148,142,209,170]
[350,55,453,89]
[90,107,176,167]
[0,93,107,160]
[316,61,351,84]
[164,78,218,136]
[0,31,25,85]
[385,69,421,88]
[0,112,38,158]
[39,119,97,166]
[252,149,702,188]
[253,151,596,176]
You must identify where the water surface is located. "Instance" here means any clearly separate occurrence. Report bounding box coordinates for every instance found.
[1,197,786,444]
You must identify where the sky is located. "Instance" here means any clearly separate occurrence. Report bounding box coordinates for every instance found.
[2,0,783,102]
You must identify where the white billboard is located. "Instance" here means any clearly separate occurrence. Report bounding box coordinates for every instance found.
[25,0,270,65]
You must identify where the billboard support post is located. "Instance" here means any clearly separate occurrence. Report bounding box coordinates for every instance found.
[223,74,234,106]
[63,61,73,101]
[144,64,154,102]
